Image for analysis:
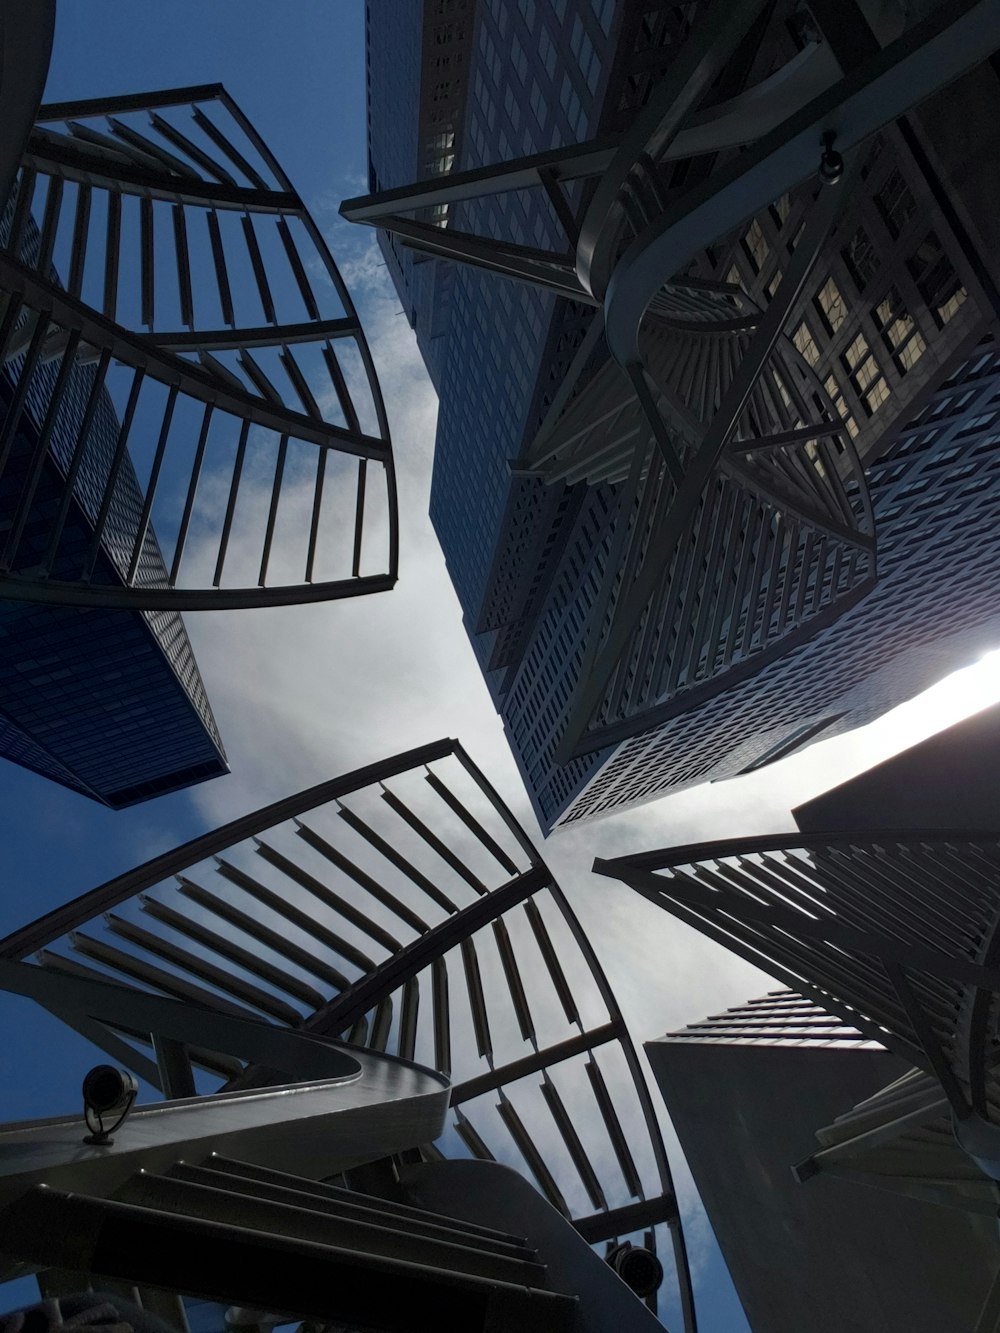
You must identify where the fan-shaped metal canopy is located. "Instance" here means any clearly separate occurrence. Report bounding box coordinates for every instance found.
[0,10,397,610]
[1,739,697,1329]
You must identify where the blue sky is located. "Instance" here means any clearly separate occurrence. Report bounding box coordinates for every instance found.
[3,4,1000,1329]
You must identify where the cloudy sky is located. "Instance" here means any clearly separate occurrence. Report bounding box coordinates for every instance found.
[2,4,1000,1328]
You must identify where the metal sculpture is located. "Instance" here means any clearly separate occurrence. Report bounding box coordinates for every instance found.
[0,80,396,610]
[595,830,1000,1192]
[0,739,696,1329]
[342,0,999,757]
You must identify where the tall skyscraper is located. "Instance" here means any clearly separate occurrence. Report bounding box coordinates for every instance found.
[356,0,1000,829]
[645,993,1000,1333]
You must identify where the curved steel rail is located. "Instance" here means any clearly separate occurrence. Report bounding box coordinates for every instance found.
[595,830,1000,1179]
[0,738,697,1331]
[0,85,397,609]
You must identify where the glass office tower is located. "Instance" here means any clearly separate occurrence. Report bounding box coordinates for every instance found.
[364,0,1000,830]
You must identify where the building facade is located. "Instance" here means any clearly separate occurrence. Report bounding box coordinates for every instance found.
[0,209,227,807]
[646,992,1000,1333]
[363,0,1000,829]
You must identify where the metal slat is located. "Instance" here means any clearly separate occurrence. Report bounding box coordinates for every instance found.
[140,195,155,327]
[241,213,276,323]
[585,1057,642,1199]
[205,209,235,326]
[350,456,365,580]
[149,110,238,185]
[307,446,328,583]
[541,1075,608,1212]
[398,977,419,1061]
[322,342,362,434]
[139,894,325,1010]
[127,384,178,584]
[523,898,578,1025]
[257,432,287,586]
[81,366,145,580]
[68,931,259,1020]
[7,168,37,262]
[424,771,521,876]
[369,995,393,1052]
[237,346,284,404]
[36,175,64,276]
[497,1093,570,1216]
[335,804,458,914]
[0,314,52,481]
[432,956,451,1077]
[181,887,317,987]
[454,1107,495,1161]
[213,855,375,976]
[293,819,429,935]
[67,183,91,298]
[103,189,121,318]
[107,117,202,179]
[491,918,534,1043]
[212,416,250,587]
[460,937,492,1061]
[168,400,212,585]
[172,203,194,328]
[191,106,270,190]
[277,215,321,321]
[380,788,488,897]
[253,838,402,954]
[280,346,322,419]
[103,911,303,1026]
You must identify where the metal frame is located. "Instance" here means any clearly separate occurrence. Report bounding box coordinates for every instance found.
[0,84,398,609]
[595,830,1000,1179]
[0,739,697,1329]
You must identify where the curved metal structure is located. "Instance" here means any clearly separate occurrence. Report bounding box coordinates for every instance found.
[0,739,696,1330]
[343,0,1000,756]
[594,830,1000,1187]
[531,276,875,757]
[0,84,396,610]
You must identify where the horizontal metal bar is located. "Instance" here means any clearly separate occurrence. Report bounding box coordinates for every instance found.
[451,1022,620,1106]
[153,316,357,351]
[574,1196,680,1244]
[340,136,617,221]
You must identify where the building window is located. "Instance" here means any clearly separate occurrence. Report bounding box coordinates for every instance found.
[742,218,769,273]
[842,333,889,416]
[815,276,847,334]
[793,321,821,368]
[908,232,968,327]
[873,288,926,373]
[824,374,859,438]
[842,224,879,291]
[875,168,916,239]
[770,194,791,229]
